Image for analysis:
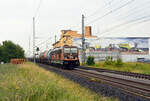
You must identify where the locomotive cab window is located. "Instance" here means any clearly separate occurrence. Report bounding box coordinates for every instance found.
[71,48,77,53]
[64,48,70,53]
[64,48,77,53]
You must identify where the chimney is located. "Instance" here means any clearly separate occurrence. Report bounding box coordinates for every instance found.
[85,26,92,36]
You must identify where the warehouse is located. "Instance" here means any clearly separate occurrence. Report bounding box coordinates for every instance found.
[73,37,150,62]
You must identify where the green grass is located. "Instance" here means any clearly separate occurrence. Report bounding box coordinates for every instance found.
[0,63,117,101]
[87,62,150,74]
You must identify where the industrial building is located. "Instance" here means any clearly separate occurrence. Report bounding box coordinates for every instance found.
[53,26,150,62]
[52,26,96,48]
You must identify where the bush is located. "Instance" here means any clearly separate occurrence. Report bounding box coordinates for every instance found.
[104,56,114,65]
[104,56,123,67]
[115,58,123,67]
[86,56,95,65]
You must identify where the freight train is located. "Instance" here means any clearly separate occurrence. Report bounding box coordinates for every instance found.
[34,45,80,69]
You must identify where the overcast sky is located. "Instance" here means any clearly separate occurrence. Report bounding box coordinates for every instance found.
[0,0,150,56]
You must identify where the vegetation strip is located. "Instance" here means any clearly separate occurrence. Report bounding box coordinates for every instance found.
[86,62,150,75]
[85,56,150,75]
[0,62,117,101]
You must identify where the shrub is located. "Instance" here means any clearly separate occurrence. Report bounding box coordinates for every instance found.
[115,58,123,67]
[86,56,95,65]
[104,56,123,67]
[104,56,114,65]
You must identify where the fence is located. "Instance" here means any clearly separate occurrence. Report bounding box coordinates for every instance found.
[11,59,26,64]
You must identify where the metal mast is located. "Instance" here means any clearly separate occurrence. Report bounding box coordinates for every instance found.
[82,14,85,65]
[55,35,57,43]
[33,17,36,63]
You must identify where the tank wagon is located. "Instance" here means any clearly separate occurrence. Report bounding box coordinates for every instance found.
[36,45,80,69]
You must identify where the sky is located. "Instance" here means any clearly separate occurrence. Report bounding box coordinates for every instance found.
[0,0,150,56]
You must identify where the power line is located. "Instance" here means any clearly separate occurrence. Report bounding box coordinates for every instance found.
[99,14,150,36]
[89,0,150,36]
[111,0,150,21]
[103,0,114,8]
[92,0,150,36]
[98,1,150,33]
[34,0,43,18]
[93,1,150,37]
[36,37,52,47]
[86,0,125,19]
[86,0,135,25]
[99,1,150,28]
[109,0,115,4]
[100,18,150,37]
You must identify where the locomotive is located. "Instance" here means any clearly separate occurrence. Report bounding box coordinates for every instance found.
[36,45,80,69]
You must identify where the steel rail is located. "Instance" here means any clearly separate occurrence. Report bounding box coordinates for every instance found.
[37,63,150,100]
[79,66,150,80]
[67,68,150,99]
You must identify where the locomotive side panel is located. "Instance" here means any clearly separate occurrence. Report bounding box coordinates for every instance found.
[37,46,80,69]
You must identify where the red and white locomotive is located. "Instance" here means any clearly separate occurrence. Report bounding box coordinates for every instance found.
[37,45,80,69]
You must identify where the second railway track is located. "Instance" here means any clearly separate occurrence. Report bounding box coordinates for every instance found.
[79,66,150,80]
[69,68,150,99]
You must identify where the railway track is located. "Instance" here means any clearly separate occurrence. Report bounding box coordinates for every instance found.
[79,66,150,80]
[37,63,150,100]
[67,68,150,100]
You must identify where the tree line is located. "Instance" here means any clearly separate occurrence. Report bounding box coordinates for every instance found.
[0,41,25,63]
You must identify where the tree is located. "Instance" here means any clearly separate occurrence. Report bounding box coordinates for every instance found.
[0,41,25,63]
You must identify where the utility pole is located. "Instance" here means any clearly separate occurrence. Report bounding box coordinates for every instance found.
[82,14,85,65]
[33,17,36,63]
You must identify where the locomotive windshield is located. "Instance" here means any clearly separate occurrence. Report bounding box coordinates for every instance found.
[70,48,77,53]
[64,48,77,53]
[64,48,70,53]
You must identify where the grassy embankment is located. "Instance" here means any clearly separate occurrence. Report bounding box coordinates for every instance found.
[0,62,117,101]
[87,62,150,74]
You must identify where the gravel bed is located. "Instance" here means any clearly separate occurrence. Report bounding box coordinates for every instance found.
[38,64,149,101]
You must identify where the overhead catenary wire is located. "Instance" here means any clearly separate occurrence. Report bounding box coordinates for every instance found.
[86,0,126,19]
[86,0,135,25]
[36,37,52,47]
[110,0,150,21]
[95,0,150,37]
[100,18,150,37]
[88,0,150,32]
[108,0,115,4]
[94,0,150,33]
[99,14,150,36]
[34,0,43,18]
[118,1,150,20]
